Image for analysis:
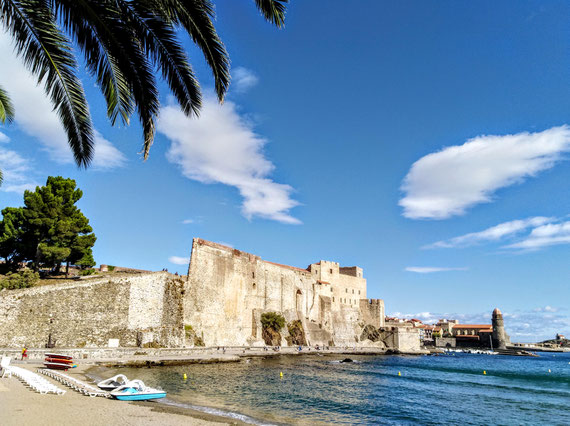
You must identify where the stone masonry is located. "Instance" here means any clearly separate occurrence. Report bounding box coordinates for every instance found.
[0,272,184,348]
[185,238,386,347]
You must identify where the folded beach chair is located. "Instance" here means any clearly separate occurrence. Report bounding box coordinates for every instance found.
[1,356,12,378]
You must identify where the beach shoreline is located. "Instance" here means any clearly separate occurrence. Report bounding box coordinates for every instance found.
[0,363,247,426]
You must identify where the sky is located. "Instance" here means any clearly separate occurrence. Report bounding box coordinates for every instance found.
[0,1,569,342]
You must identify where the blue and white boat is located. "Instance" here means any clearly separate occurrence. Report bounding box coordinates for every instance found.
[110,379,166,401]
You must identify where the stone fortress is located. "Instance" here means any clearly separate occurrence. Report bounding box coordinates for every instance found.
[0,238,420,352]
[186,239,393,347]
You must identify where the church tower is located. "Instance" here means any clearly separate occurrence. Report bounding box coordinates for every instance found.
[491,308,510,349]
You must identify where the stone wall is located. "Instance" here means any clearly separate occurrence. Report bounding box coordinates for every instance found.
[185,238,385,348]
[0,272,184,348]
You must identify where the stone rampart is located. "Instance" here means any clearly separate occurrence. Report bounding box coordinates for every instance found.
[185,238,389,348]
[0,272,184,348]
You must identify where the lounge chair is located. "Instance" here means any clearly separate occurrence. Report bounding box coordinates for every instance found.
[1,356,12,378]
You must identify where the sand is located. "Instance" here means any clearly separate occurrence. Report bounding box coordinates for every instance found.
[0,364,240,426]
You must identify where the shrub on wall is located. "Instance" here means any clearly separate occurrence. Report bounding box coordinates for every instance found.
[0,270,39,290]
[261,312,285,331]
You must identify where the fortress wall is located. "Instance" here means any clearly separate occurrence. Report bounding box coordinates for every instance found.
[185,238,404,349]
[186,239,328,346]
[359,299,385,328]
[0,273,184,348]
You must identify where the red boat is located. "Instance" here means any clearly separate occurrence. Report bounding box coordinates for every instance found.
[45,357,74,364]
[45,353,72,360]
[44,361,70,370]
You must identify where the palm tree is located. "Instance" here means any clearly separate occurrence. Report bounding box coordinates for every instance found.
[0,0,289,167]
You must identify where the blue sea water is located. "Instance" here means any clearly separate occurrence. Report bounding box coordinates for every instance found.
[99,352,570,425]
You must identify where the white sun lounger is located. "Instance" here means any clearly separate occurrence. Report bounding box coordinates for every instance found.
[1,356,12,378]
[9,366,65,395]
[38,369,110,398]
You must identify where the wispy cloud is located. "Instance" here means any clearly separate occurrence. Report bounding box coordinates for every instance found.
[160,94,300,224]
[232,67,259,93]
[168,256,190,265]
[405,266,468,274]
[0,146,39,192]
[0,131,9,143]
[0,32,125,169]
[504,221,570,251]
[425,216,554,249]
[400,126,570,219]
[182,219,194,224]
[390,309,569,342]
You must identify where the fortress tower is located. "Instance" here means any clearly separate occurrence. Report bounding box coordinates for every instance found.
[491,308,510,349]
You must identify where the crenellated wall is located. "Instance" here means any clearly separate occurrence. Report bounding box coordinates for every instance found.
[185,238,385,347]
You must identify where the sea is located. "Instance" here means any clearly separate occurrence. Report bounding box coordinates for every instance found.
[92,352,570,425]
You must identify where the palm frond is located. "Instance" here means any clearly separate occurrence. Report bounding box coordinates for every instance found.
[52,0,134,126]
[121,0,201,118]
[143,0,230,103]
[253,0,289,27]
[0,84,15,124]
[1,0,93,167]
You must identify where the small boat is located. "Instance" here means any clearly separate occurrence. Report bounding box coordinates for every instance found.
[110,380,166,401]
[97,374,129,390]
[45,357,74,364]
[44,361,71,370]
[45,353,73,360]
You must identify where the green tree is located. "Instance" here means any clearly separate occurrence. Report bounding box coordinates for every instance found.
[0,206,29,269]
[0,0,289,168]
[0,176,97,275]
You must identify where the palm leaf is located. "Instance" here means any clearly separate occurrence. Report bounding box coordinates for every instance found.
[52,0,134,126]
[0,84,15,123]
[254,0,289,27]
[143,0,230,103]
[1,0,93,167]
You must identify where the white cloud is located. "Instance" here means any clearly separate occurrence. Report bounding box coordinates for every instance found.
[168,256,190,265]
[182,219,194,224]
[425,216,554,249]
[0,147,39,192]
[0,132,9,143]
[405,266,468,273]
[534,306,559,313]
[160,95,300,224]
[504,221,570,250]
[400,126,570,219]
[232,67,259,93]
[0,32,125,168]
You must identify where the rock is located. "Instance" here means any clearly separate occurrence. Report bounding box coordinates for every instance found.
[340,358,353,363]
[360,324,381,342]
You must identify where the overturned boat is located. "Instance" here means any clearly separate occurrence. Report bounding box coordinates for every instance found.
[97,374,129,391]
[110,380,166,401]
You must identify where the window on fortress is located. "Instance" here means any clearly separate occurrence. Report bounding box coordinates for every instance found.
[345,288,348,293]
[330,268,333,274]
[253,283,256,289]
[330,287,333,292]
[359,290,361,295]
[352,289,354,294]
[333,297,335,302]
[252,272,255,278]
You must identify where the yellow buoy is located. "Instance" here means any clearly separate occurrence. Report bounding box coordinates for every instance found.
[398,371,401,376]
[183,373,187,380]
[280,371,283,378]
[483,371,486,375]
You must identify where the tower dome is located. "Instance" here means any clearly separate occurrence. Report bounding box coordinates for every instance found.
[492,308,502,317]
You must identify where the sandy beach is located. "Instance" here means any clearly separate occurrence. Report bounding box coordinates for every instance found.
[0,364,241,426]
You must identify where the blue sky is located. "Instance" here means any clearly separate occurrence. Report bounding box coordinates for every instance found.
[0,1,569,341]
